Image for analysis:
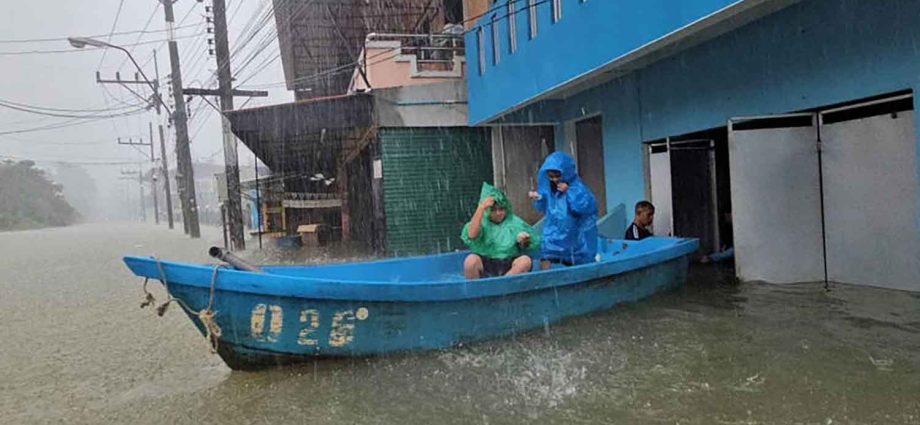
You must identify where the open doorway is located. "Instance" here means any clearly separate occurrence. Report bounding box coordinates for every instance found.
[645,127,733,258]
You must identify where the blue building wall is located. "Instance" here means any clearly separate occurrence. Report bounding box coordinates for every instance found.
[465,0,743,125]
[482,0,920,227]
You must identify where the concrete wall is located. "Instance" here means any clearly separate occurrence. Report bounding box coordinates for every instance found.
[350,41,465,92]
[373,81,469,127]
[493,0,920,236]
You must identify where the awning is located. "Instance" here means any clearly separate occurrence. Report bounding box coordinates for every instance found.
[226,94,375,172]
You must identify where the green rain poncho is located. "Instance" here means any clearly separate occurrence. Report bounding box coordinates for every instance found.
[461,183,541,260]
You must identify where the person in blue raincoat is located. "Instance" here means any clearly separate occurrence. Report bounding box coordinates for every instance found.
[528,152,599,268]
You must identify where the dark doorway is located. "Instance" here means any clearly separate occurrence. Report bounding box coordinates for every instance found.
[575,116,607,216]
[648,127,733,257]
[496,125,555,224]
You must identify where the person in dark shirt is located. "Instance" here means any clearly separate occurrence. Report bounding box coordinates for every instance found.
[625,201,655,241]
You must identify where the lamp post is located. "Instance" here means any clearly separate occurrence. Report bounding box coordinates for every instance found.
[69,36,199,238]
[67,37,170,115]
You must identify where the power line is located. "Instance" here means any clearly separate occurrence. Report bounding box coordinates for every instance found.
[186,0,280,97]
[1,135,124,146]
[98,76,128,146]
[0,100,147,119]
[0,33,201,56]
[242,42,404,89]
[0,154,148,165]
[97,0,127,70]
[115,2,161,72]
[231,0,545,92]
[235,51,281,87]
[0,96,142,113]
[137,3,203,69]
[0,24,199,44]
[0,111,145,136]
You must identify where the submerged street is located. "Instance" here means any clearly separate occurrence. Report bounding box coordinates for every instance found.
[1,223,918,424]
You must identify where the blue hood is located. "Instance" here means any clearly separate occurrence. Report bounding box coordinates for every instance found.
[533,151,599,265]
[537,151,579,193]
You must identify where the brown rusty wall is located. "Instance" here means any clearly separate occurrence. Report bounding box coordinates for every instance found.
[273,0,447,98]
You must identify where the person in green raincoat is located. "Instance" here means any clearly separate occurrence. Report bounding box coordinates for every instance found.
[461,183,541,279]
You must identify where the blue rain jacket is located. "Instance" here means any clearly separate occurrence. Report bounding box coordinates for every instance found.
[533,152,598,265]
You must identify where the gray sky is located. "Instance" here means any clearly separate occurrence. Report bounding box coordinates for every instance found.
[0,0,289,218]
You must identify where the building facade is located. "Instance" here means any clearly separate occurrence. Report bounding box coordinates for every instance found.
[229,0,490,256]
[465,0,920,291]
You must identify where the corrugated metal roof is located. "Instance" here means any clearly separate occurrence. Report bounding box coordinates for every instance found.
[225,94,374,172]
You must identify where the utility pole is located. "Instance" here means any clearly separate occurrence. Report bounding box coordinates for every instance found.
[117,135,158,224]
[177,0,268,250]
[94,56,174,229]
[213,0,244,251]
[153,50,174,229]
[138,170,146,222]
[120,170,146,222]
[161,0,201,238]
[148,122,160,224]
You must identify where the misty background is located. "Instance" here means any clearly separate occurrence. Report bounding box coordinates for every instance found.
[0,0,289,222]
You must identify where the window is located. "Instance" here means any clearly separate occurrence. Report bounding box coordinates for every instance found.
[528,0,538,39]
[477,27,485,75]
[491,15,500,65]
[508,0,517,53]
[552,0,562,22]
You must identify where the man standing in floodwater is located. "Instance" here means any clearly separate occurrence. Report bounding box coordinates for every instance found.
[462,183,541,279]
[528,152,599,268]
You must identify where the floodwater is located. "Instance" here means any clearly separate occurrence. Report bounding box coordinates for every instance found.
[1,224,919,424]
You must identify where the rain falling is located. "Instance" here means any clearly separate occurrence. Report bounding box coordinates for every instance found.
[2,0,920,423]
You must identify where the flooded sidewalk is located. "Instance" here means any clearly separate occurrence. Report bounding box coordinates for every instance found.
[1,223,918,424]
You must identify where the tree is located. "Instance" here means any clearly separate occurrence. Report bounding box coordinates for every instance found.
[52,162,97,221]
[0,160,77,230]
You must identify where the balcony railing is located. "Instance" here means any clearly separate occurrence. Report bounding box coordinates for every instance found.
[364,32,465,74]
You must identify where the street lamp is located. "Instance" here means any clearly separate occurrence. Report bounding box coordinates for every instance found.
[67,37,170,114]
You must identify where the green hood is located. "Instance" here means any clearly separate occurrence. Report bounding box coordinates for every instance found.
[479,182,513,215]
[461,182,540,260]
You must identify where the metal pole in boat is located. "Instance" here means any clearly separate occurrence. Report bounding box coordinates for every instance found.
[209,246,262,272]
[221,202,229,250]
[254,151,262,250]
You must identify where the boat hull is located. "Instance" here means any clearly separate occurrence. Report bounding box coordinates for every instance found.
[162,256,688,370]
[124,237,697,369]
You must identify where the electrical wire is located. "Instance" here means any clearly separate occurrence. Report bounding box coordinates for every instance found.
[114,2,161,72]
[0,110,146,136]
[0,96,142,113]
[97,0,127,70]
[0,154,148,165]
[0,100,147,119]
[0,33,202,56]
[1,135,126,146]
[0,24,200,44]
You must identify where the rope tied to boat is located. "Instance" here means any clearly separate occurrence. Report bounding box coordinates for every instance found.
[149,257,192,317]
[138,257,223,353]
[198,265,223,353]
[139,278,157,309]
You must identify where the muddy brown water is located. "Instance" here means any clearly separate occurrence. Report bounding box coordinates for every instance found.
[1,223,918,424]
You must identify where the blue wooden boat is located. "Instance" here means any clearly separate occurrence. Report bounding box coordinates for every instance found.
[123,237,698,370]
